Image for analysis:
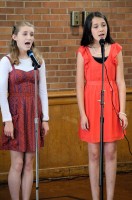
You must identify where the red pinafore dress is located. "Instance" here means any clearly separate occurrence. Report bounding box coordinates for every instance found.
[1,57,44,152]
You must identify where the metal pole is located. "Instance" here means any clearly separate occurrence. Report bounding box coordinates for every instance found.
[34,69,39,200]
[27,50,41,200]
[99,40,105,200]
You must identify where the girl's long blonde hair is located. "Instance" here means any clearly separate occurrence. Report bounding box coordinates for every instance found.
[9,21,42,65]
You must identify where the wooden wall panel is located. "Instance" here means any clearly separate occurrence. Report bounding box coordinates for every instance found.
[0,89,132,183]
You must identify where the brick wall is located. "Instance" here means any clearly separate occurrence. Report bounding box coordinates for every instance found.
[0,0,132,90]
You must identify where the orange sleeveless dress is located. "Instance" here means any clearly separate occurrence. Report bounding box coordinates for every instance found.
[1,57,44,152]
[78,43,125,143]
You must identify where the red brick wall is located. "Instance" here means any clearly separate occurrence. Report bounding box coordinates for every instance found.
[0,1,132,90]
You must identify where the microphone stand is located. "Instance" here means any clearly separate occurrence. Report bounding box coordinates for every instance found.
[33,63,40,200]
[99,41,105,200]
[27,49,41,200]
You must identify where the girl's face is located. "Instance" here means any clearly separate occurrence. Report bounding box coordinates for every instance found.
[91,17,107,44]
[12,25,34,53]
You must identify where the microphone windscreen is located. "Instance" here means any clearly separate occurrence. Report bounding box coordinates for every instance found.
[99,39,105,46]
[27,50,33,57]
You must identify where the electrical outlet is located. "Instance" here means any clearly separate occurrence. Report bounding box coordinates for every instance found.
[71,11,80,27]
[82,11,89,26]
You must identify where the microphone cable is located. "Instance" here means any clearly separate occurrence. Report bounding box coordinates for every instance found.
[104,63,132,157]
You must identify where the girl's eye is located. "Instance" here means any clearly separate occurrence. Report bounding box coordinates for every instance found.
[22,32,34,37]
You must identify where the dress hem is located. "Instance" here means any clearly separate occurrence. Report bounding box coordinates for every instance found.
[79,135,125,143]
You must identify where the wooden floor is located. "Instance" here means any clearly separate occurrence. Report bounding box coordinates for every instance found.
[0,172,132,200]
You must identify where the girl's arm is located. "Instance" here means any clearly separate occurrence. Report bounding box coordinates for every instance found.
[39,60,49,134]
[116,51,128,129]
[76,52,89,130]
[0,56,12,122]
[0,56,14,139]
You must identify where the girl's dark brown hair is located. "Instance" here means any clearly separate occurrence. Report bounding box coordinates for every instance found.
[81,11,115,46]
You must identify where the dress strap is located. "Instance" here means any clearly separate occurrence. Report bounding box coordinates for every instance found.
[6,56,15,70]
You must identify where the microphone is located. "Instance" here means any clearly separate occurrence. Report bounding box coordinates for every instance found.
[27,50,41,69]
[99,39,105,46]
[99,39,105,58]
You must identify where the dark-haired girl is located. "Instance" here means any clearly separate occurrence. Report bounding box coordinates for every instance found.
[76,12,128,200]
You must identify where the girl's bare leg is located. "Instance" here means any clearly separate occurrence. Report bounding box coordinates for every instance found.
[8,151,24,200]
[21,152,35,200]
[88,143,100,200]
[104,142,117,200]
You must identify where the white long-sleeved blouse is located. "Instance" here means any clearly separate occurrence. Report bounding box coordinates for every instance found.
[0,55,49,122]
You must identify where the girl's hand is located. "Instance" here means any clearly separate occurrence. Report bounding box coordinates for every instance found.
[42,121,49,135]
[81,115,89,130]
[4,121,14,139]
[119,112,128,129]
